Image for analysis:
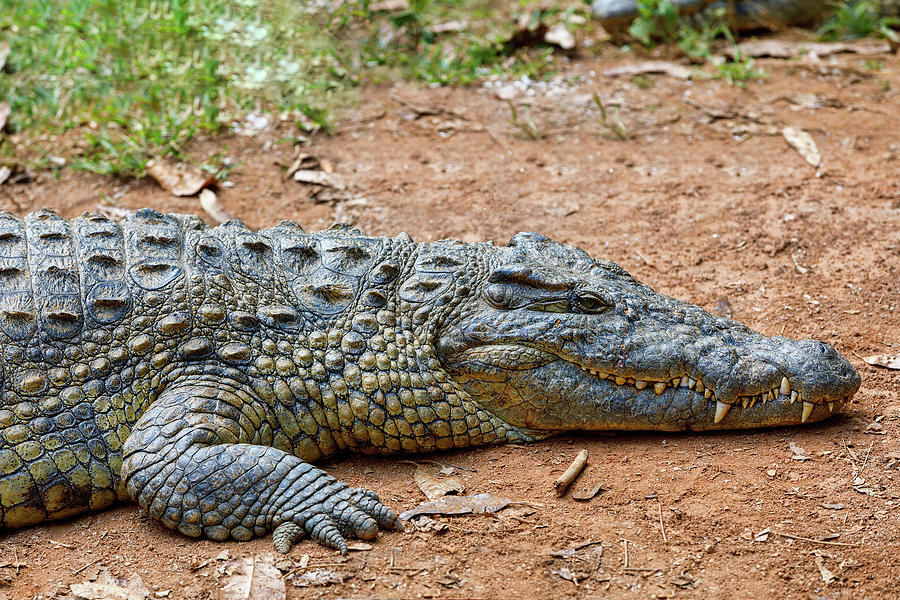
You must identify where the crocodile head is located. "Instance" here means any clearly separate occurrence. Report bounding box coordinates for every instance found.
[436,233,861,432]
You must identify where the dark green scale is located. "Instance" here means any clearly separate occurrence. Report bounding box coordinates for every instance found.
[0,208,524,553]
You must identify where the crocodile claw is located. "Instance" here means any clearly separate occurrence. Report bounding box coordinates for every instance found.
[275,486,398,554]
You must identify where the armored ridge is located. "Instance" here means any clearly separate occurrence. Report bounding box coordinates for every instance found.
[0,208,860,554]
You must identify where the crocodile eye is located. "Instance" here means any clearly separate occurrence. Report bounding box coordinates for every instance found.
[572,290,612,314]
[484,284,514,309]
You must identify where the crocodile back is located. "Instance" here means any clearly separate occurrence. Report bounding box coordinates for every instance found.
[0,208,198,526]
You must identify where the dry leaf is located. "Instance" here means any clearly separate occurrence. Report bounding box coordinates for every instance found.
[70,568,150,600]
[409,515,449,532]
[293,170,344,189]
[429,20,467,34]
[199,189,233,224]
[572,478,606,502]
[861,354,900,370]
[789,442,811,461]
[815,556,836,584]
[414,464,465,500]
[782,127,821,167]
[146,158,216,196]
[727,39,891,59]
[218,558,286,600]
[346,541,373,551]
[96,205,134,221]
[369,0,408,10]
[291,569,343,588]
[604,61,692,80]
[399,493,514,520]
[0,102,9,133]
[544,24,575,50]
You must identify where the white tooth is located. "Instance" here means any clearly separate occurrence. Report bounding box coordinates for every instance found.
[767,390,775,403]
[801,401,814,423]
[827,402,835,413]
[797,391,802,403]
[704,389,711,399]
[714,401,731,424]
[615,376,627,386]
[790,390,798,404]
[749,396,757,409]
[688,377,697,389]
[635,380,649,390]
[780,377,790,397]
[696,379,704,392]
[742,398,749,409]
[654,382,667,395]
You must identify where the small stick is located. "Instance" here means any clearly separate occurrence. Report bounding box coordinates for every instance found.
[860,441,874,474]
[622,539,630,569]
[72,559,99,575]
[554,449,589,496]
[657,499,668,546]
[774,532,860,547]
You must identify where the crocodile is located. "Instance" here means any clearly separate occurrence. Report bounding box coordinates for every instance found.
[0,208,860,553]
[591,0,830,32]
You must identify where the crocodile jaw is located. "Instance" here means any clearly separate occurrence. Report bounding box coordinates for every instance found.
[441,341,861,432]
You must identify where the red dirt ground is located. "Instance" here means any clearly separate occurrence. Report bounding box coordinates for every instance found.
[0,42,898,600]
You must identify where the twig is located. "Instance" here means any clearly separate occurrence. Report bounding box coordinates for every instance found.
[72,559,99,575]
[860,441,874,474]
[555,449,589,496]
[774,532,860,547]
[657,499,668,546]
[574,540,604,552]
[622,538,630,569]
[49,539,75,549]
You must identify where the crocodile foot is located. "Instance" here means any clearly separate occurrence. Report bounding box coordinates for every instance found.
[271,485,398,554]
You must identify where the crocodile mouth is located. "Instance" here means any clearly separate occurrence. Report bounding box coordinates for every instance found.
[573,364,836,424]
[441,343,851,428]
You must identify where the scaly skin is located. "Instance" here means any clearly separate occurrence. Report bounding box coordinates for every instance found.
[0,209,860,553]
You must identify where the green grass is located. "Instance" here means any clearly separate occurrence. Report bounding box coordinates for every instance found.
[625,0,768,86]
[818,1,900,41]
[0,0,571,176]
[1,0,356,175]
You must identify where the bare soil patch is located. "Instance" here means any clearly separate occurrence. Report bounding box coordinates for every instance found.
[1,45,898,599]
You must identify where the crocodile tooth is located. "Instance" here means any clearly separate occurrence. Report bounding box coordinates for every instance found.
[704,389,711,399]
[801,401,814,424]
[635,380,648,390]
[766,390,775,403]
[696,379,704,392]
[687,377,697,389]
[680,376,690,388]
[790,390,798,404]
[714,401,731,424]
[615,376,627,386]
[827,402,835,413]
[654,382,667,395]
[749,396,757,409]
[780,377,791,397]
[741,397,749,409]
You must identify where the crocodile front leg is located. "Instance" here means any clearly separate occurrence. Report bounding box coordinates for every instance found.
[121,378,398,554]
